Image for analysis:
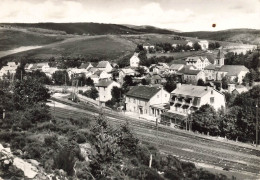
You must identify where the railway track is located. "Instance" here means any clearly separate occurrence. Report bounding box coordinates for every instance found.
[49,98,260,176]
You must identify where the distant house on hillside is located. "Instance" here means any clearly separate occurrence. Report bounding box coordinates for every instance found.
[96,79,120,105]
[185,56,211,70]
[198,40,209,50]
[130,53,140,68]
[161,83,225,126]
[143,43,155,50]
[125,86,170,120]
[96,61,113,72]
[227,84,249,94]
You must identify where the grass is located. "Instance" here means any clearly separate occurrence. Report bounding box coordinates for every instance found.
[0,28,65,51]
[0,35,136,62]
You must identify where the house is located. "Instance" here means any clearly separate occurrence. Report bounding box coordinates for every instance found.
[125,86,170,119]
[44,67,58,78]
[161,84,225,126]
[228,84,249,94]
[24,64,34,72]
[179,65,206,84]
[118,68,136,83]
[186,40,194,47]
[217,65,249,83]
[185,56,211,70]
[143,43,155,50]
[149,63,169,74]
[96,80,120,104]
[130,53,140,68]
[96,61,113,72]
[150,74,166,85]
[169,64,184,74]
[79,63,93,70]
[88,67,99,75]
[93,70,112,80]
[214,49,225,67]
[0,62,20,79]
[90,74,99,84]
[198,40,209,50]
[204,64,217,81]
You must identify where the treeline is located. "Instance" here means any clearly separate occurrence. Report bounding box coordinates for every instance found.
[189,85,260,143]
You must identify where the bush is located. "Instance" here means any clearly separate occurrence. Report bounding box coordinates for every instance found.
[44,135,58,147]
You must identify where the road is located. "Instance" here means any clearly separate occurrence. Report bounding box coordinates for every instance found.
[48,97,260,179]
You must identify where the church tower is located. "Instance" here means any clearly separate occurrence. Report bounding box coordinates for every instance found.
[214,49,225,67]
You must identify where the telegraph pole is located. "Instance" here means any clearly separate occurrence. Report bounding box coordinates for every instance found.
[256,98,259,147]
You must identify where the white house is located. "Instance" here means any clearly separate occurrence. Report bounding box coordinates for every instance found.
[96,61,113,72]
[185,56,211,70]
[130,53,140,68]
[94,70,112,80]
[118,68,136,83]
[217,65,249,83]
[0,62,20,79]
[169,64,184,74]
[198,40,209,50]
[125,86,170,119]
[96,80,120,104]
[79,63,93,70]
[179,65,206,84]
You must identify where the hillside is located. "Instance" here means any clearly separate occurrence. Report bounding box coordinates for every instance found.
[0,23,175,36]
[0,28,65,51]
[0,35,136,62]
[179,29,260,45]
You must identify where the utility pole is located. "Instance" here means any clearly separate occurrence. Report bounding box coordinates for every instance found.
[256,98,259,147]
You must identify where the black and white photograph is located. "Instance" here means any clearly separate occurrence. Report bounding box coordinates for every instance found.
[0,0,260,179]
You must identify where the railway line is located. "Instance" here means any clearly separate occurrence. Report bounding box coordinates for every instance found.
[48,98,260,177]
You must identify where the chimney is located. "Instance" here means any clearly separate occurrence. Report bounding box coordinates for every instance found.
[176,83,182,89]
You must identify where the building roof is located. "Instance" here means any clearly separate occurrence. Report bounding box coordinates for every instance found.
[169,64,184,70]
[171,84,213,97]
[126,86,162,100]
[96,61,110,68]
[186,56,208,62]
[121,68,135,74]
[96,80,114,87]
[219,65,249,76]
[158,63,169,68]
[178,65,201,75]
[93,70,104,76]
[204,64,217,70]
[79,63,92,69]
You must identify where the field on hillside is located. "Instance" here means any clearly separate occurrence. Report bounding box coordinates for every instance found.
[0,28,65,51]
[179,29,260,45]
[0,35,136,62]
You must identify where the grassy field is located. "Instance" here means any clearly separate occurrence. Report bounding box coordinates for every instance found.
[0,28,65,51]
[0,35,136,61]
[178,29,260,45]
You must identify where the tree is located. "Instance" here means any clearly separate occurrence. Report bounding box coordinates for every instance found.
[52,70,70,85]
[14,65,26,81]
[28,70,52,85]
[163,74,179,93]
[193,42,202,51]
[191,104,220,135]
[197,79,205,86]
[83,87,99,100]
[136,66,146,76]
[85,77,94,86]
[13,76,50,109]
[111,86,124,103]
[221,76,229,89]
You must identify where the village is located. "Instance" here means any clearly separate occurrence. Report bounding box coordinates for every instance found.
[0,39,255,130]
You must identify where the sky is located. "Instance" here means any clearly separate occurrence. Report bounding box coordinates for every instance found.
[1,0,260,32]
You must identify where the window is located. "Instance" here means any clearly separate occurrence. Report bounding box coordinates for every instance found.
[165,94,167,97]
[133,99,136,103]
[157,95,159,98]
[210,97,214,104]
[211,90,213,94]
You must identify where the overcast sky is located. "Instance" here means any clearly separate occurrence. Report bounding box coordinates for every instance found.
[1,0,260,31]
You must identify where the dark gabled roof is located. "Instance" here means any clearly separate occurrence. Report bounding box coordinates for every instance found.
[205,64,216,70]
[97,61,110,68]
[79,63,92,69]
[219,65,249,76]
[126,86,161,100]
[93,70,103,76]
[178,66,201,75]
[96,80,114,87]
[169,64,184,70]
